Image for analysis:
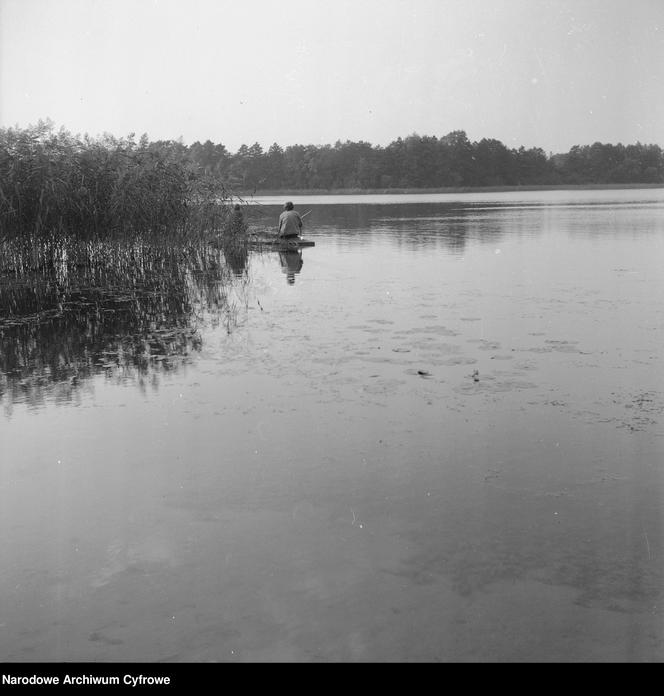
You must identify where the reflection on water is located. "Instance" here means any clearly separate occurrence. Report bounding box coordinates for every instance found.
[223,243,249,277]
[2,189,664,662]
[279,250,304,284]
[0,242,246,412]
[249,188,664,207]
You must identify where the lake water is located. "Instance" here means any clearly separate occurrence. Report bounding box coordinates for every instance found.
[1,188,663,662]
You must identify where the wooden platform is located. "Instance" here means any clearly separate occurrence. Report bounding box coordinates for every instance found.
[247,236,315,251]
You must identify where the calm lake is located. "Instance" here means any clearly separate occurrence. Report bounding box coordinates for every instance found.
[1,188,663,662]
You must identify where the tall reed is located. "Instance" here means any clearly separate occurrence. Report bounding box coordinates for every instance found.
[0,120,235,248]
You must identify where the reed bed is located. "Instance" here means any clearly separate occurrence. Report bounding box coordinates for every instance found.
[0,121,237,248]
[0,123,255,411]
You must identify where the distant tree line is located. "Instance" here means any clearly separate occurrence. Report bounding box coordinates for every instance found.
[184,130,664,190]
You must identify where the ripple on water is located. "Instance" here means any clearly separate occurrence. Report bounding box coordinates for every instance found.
[512,360,538,371]
[352,326,391,334]
[357,355,414,365]
[408,340,461,354]
[404,368,436,378]
[545,340,580,352]
[610,389,663,432]
[427,356,478,366]
[511,339,583,354]
[466,339,502,351]
[392,325,459,337]
[362,378,407,394]
[454,375,538,395]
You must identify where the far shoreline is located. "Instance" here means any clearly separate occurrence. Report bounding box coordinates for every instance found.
[237,183,664,197]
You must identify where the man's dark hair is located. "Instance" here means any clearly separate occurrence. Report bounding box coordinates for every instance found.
[284,201,294,211]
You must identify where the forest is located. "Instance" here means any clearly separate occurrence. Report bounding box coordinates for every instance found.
[187,130,664,191]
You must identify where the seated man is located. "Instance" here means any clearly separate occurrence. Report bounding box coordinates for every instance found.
[278,201,302,239]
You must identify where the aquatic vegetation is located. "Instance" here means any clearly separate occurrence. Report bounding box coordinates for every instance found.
[0,120,238,247]
[0,121,257,410]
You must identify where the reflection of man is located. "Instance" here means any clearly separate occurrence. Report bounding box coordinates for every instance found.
[279,250,303,285]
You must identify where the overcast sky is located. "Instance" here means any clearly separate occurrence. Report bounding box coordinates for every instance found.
[1,0,663,153]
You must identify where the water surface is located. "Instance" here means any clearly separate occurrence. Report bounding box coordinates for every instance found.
[1,189,664,662]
